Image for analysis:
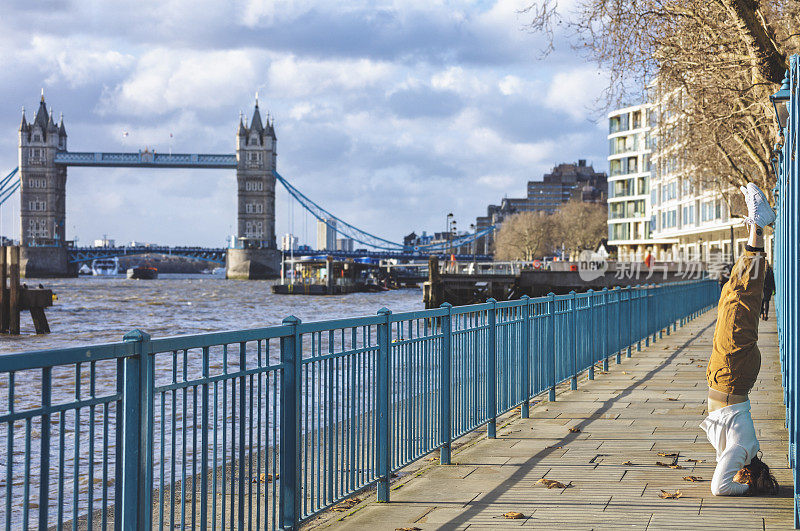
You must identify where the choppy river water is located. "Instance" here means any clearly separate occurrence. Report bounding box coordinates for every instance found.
[0,274,424,352]
[0,275,424,527]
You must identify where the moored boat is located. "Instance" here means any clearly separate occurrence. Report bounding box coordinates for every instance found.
[91,257,120,276]
[127,266,158,279]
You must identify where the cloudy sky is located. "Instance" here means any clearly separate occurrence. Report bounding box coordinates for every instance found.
[0,0,609,248]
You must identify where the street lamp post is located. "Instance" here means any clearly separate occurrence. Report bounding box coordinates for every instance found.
[446,212,453,248]
[470,223,476,263]
[770,70,790,130]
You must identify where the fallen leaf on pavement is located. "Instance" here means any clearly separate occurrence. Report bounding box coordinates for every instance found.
[503,512,525,519]
[622,371,628,374]
[657,452,679,457]
[332,497,360,512]
[683,476,703,482]
[622,461,633,465]
[669,465,685,469]
[568,427,581,433]
[656,461,670,467]
[537,478,570,489]
[685,458,705,463]
[659,490,683,499]
[665,398,678,401]
[396,528,422,531]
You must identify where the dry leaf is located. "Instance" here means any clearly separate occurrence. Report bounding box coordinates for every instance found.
[696,364,704,367]
[685,458,705,463]
[622,460,633,465]
[658,490,683,499]
[656,461,670,467]
[425,456,438,461]
[665,398,678,401]
[669,465,685,469]
[683,476,703,482]
[332,497,360,512]
[396,528,422,531]
[503,512,525,519]
[253,473,277,484]
[537,478,569,489]
[568,427,581,433]
[657,452,679,457]
[622,371,628,374]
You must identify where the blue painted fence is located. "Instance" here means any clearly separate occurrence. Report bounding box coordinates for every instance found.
[774,54,800,528]
[0,281,717,529]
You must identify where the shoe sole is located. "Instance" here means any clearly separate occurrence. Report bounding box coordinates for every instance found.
[747,183,776,224]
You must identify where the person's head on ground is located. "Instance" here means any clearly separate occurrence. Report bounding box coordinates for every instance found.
[734,455,779,495]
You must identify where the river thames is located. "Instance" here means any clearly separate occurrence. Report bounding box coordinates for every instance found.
[0,274,424,352]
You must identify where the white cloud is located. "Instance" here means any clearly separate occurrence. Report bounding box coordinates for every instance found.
[266,56,395,98]
[102,49,260,115]
[545,68,609,120]
[431,66,489,96]
[27,35,136,88]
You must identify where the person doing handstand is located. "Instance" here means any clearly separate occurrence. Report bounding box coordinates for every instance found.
[701,183,779,496]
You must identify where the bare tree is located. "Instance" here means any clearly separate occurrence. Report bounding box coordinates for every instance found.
[551,200,608,258]
[494,211,553,261]
[522,0,800,194]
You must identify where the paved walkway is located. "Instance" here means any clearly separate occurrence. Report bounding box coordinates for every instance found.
[307,308,793,530]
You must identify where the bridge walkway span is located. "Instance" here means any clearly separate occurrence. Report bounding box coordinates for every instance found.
[309,309,793,530]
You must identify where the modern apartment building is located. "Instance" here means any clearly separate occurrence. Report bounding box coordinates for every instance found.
[606,104,673,260]
[648,93,751,261]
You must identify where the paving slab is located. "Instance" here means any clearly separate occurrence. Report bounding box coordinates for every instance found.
[304,307,794,530]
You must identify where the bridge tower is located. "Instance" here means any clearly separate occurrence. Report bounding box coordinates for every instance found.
[17,93,72,277]
[225,99,281,279]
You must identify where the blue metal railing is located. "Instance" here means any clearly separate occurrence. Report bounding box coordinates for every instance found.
[774,54,800,528]
[0,280,717,529]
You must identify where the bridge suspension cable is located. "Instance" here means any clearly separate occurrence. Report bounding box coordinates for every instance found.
[0,168,20,207]
[273,170,494,253]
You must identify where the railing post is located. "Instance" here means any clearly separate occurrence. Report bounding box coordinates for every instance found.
[38,366,51,530]
[602,288,609,372]
[570,291,578,390]
[587,290,595,380]
[615,288,622,364]
[121,329,153,531]
[521,295,531,418]
[376,308,392,501]
[487,298,497,438]
[645,285,650,347]
[439,303,452,464]
[625,287,632,358]
[637,289,642,351]
[548,293,557,401]
[279,315,302,527]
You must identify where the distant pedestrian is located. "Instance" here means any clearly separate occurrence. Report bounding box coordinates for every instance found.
[644,251,653,269]
[718,263,732,290]
[761,263,774,321]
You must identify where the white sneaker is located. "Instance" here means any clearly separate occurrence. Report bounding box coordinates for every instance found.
[740,183,776,227]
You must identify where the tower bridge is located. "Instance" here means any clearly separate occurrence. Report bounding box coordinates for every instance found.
[15,93,279,278]
[5,92,495,278]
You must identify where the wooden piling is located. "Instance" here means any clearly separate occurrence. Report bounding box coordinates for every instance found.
[8,246,20,335]
[423,255,443,309]
[0,246,7,333]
